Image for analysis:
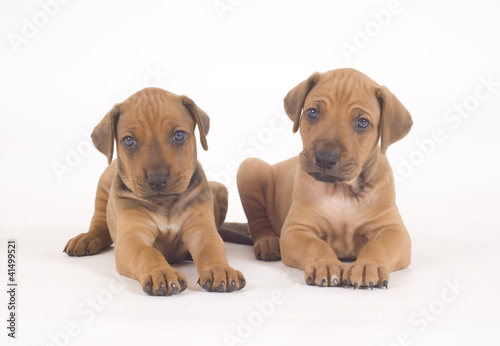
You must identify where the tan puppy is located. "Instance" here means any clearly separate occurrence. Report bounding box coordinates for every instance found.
[64,88,245,295]
[237,68,412,289]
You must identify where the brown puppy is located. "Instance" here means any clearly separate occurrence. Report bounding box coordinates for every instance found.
[64,87,245,295]
[237,68,412,289]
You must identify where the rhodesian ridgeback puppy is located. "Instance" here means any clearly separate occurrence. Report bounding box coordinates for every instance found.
[64,88,245,295]
[236,68,412,289]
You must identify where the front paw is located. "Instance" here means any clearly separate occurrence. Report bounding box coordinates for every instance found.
[343,259,389,289]
[198,265,246,292]
[304,258,344,287]
[64,233,106,256]
[253,235,280,261]
[140,266,188,296]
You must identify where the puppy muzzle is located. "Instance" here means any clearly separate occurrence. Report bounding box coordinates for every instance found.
[147,173,169,191]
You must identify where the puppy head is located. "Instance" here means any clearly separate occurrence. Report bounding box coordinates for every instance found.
[91,87,210,199]
[284,68,412,183]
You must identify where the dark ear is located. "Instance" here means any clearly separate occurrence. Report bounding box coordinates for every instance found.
[376,86,413,154]
[181,96,210,151]
[283,72,321,133]
[91,104,121,164]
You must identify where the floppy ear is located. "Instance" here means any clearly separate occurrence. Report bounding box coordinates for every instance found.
[181,96,210,151]
[376,86,413,154]
[283,72,321,133]
[91,104,121,164]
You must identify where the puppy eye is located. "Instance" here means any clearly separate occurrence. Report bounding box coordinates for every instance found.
[306,108,319,121]
[356,118,371,130]
[173,131,187,143]
[122,136,137,148]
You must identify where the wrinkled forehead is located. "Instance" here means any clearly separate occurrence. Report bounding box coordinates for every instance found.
[117,89,194,132]
[306,70,381,112]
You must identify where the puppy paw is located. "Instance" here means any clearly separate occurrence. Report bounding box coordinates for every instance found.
[140,267,188,296]
[198,265,246,292]
[64,233,108,256]
[253,235,281,261]
[304,258,344,287]
[343,259,389,289]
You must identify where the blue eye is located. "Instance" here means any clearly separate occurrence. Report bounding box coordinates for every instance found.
[356,118,370,129]
[173,131,187,143]
[306,108,319,120]
[123,136,137,147]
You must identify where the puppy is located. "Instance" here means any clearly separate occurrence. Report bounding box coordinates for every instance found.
[236,68,412,288]
[64,88,245,295]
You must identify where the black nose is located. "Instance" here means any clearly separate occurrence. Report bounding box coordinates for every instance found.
[314,150,339,170]
[147,174,168,191]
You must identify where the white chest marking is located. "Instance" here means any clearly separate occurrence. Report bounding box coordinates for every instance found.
[311,184,361,223]
[156,222,181,234]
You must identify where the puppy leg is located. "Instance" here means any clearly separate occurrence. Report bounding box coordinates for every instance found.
[343,226,411,289]
[237,158,281,261]
[281,230,344,287]
[209,181,228,229]
[115,217,188,296]
[64,163,114,256]
[182,208,246,292]
[280,205,344,287]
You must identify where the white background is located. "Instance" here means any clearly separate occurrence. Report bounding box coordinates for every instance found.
[1,0,499,345]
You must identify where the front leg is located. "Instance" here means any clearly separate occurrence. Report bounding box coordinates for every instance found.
[115,214,187,296]
[181,207,246,292]
[344,226,411,289]
[281,216,344,287]
[64,161,116,256]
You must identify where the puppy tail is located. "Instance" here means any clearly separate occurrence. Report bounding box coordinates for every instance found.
[218,222,253,246]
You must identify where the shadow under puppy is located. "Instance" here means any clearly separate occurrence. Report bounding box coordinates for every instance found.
[64,88,245,295]
[235,68,413,289]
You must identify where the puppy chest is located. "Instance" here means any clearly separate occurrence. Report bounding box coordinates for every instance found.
[151,211,186,237]
[315,195,369,259]
[153,220,183,244]
[315,192,362,225]
[157,222,181,234]
[151,218,188,262]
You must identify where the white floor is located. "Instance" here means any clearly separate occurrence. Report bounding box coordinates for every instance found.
[2,1,500,345]
[1,194,498,346]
